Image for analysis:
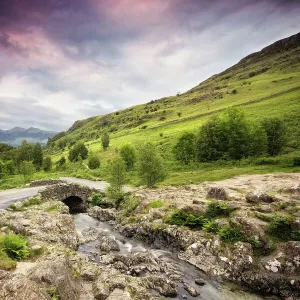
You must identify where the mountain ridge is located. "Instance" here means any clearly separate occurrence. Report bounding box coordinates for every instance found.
[0,127,58,147]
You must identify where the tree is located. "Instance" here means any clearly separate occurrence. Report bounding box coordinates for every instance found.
[43,156,52,171]
[120,144,136,170]
[57,156,66,167]
[196,109,251,161]
[16,140,34,168]
[173,132,196,164]
[262,118,286,156]
[137,143,166,188]
[196,116,228,162]
[224,109,250,160]
[0,160,6,179]
[5,160,15,175]
[248,125,268,157]
[88,154,100,169]
[32,142,43,170]
[20,161,35,182]
[69,142,88,162]
[107,156,126,199]
[101,133,110,150]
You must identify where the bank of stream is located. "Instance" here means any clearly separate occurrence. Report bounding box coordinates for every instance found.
[74,213,274,300]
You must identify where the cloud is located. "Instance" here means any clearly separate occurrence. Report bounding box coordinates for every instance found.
[0,0,299,131]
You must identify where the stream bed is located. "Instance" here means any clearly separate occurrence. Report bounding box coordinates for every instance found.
[74,213,273,300]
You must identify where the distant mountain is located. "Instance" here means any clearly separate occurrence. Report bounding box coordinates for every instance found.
[0,127,58,146]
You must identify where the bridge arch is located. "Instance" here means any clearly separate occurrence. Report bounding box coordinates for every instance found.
[39,183,97,214]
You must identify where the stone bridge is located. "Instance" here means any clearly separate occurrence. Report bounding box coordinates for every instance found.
[39,183,100,214]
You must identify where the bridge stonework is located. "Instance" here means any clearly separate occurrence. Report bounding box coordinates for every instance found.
[39,183,97,213]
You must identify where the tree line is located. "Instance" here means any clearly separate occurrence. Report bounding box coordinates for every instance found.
[173,109,286,165]
[0,141,52,181]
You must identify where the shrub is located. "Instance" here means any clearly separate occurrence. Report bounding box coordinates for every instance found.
[267,215,299,241]
[293,156,300,166]
[173,132,196,165]
[203,220,218,233]
[0,234,30,260]
[120,144,136,170]
[262,118,286,156]
[90,192,113,208]
[88,154,100,169]
[43,156,52,172]
[23,197,42,207]
[69,143,88,162]
[101,133,110,150]
[218,225,246,243]
[164,210,207,229]
[137,142,166,188]
[5,160,15,175]
[205,201,232,219]
[56,156,66,170]
[119,196,141,216]
[19,161,35,182]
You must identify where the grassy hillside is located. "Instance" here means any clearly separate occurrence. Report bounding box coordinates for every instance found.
[46,32,300,185]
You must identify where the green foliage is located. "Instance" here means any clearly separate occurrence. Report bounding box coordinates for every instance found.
[107,156,126,199]
[218,225,247,243]
[137,142,166,188]
[90,192,113,208]
[248,124,268,157]
[119,196,141,216]
[19,161,35,182]
[16,140,34,167]
[5,160,15,175]
[0,160,6,179]
[0,250,16,270]
[292,156,300,166]
[120,144,136,170]
[23,197,42,207]
[204,201,232,219]
[43,156,52,172]
[268,214,300,241]
[0,234,30,260]
[32,142,43,171]
[196,109,270,162]
[202,220,219,233]
[101,132,110,150]
[173,132,196,165]
[88,154,100,169]
[262,118,286,156]
[164,210,207,228]
[69,142,88,162]
[48,286,60,300]
[56,156,66,170]
[146,200,164,210]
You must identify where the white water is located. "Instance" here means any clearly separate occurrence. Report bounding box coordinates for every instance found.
[74,213,271,300]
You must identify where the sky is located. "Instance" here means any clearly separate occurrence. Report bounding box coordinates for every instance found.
[0,0,299,132]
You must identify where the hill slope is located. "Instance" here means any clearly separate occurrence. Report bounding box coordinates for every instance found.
[0,127,58,146]
[48,32,300,160]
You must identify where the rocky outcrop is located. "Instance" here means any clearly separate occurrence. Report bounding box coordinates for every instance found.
[206,187,228,200]
[88,206,116,222]
[1,201,79,249]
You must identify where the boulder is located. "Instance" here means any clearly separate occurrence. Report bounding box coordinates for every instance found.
[246,191,275,204]
[88,207,116,222]
[28,253,80,300]
[206,187,228,200]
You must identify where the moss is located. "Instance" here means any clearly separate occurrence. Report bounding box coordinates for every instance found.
[144,200,164,213]
[0,250,17,270]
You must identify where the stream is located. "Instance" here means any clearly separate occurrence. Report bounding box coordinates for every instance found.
[74,213,272,300]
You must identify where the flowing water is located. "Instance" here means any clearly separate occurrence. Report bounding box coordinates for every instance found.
[74,213,273,300]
